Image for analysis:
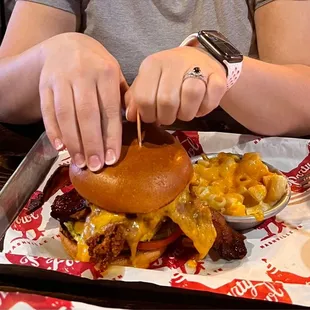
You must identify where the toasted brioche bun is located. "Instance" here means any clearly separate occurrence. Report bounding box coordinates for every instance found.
[60,231,165,269]
[60,230,79,260]
[69,123,193,213]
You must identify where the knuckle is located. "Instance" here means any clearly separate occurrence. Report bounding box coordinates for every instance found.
[77,103,95,122]
[139,54,158,72]
[40,99,50,114]
[135,93,153,108]
[200,99,217,115]
[198,109,209,117]
[178,113,194,122]
[101,61,119,77]
[55,104,69,120]
[209,99,219,111]
[207,80,226,109]
[51,73,67,85]
[39,80,49,93]
[160,117,175,126]
[105,135,118,149]
[70,53,85,75]
[183,80,205,99]
[177,106,195,121]
[196,106,209,117]
[78,123,103,151]
[62,134,81,154]
[78,89,94,103]
[141,115,156,124]
[71,50,83,63]
[102,104,120,120]
[72,66,87,80]
[67,57,87,79]
[214,79,227,95]
[83,141,103,157]
[157,94,176,109]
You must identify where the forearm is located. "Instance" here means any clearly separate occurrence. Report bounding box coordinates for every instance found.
[0,45,43,124]
[220,57,310,137]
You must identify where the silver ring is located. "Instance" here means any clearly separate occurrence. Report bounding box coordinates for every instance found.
[183,67,206,85]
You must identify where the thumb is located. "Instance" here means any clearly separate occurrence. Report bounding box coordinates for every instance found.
[120,70,129,94]
[124,88,138,122]
[120,70,129,109]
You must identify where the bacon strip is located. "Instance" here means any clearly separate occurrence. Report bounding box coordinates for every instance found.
[51,189,90,222]
[27,164,70,214]
[210,209,247,260]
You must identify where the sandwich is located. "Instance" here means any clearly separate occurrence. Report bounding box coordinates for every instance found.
[30,123,247,271]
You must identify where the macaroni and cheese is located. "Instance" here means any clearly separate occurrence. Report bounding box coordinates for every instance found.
[191,152,288,221]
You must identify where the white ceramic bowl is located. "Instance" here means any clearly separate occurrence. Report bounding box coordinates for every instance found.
[190,153,291,231]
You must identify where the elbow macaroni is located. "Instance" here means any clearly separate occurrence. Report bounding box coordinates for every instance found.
[192,152,287,221]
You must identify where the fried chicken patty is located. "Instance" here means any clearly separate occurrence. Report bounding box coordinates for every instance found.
[53,189,247,268]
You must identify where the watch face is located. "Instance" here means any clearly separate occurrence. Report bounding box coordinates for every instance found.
[198,30,243,63]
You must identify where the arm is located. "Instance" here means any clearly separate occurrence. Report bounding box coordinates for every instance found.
[0,1,76,123]
[220,0,310,137]
[0,1,128,170]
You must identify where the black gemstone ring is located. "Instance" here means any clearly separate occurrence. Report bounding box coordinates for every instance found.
[183,67,207,85]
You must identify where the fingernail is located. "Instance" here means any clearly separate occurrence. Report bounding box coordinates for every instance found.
[105,149,116,165]
[125,106,130,120]
[88,155,102,171]
[54,138,63,151]
[74,153,86,168]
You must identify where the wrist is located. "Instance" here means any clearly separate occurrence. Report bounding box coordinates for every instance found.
[195,46,227,77]
[180,31,243,90]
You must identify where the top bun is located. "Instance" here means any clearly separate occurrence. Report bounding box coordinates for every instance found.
[69,122,193,213]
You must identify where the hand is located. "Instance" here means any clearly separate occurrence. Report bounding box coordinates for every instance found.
[39,33,128,171]
[125,46,227,125]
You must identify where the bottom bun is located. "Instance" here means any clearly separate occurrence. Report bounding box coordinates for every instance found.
[60,230,79,259]
[60,230,165,269]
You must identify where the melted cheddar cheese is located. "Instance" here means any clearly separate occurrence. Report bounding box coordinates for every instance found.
[73,186,216,265]
[192,152,287,220]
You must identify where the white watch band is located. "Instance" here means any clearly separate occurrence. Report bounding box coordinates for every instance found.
[224,60,243,90]
[179,33,242,90]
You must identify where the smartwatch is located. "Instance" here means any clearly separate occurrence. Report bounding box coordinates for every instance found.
[180,30,243,90]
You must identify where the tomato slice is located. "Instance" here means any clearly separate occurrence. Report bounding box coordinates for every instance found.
[137,227,182,251]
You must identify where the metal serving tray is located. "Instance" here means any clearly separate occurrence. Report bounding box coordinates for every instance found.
[0,133,305,310]
[0,133,58,243]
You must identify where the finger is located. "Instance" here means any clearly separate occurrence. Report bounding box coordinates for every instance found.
[120,71,129,95]
[53,81,84,167]
[73,79,105,172]
[39,86,63,151]
[124,88,138,122]
[127,56,162,123]
[156,69,182,125]
[196,73,226,117]
[97,64,122,166]
[120,70,129,108]
[178,77,206,121]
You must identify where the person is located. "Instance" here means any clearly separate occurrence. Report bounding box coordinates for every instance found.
[0,0,309,173]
